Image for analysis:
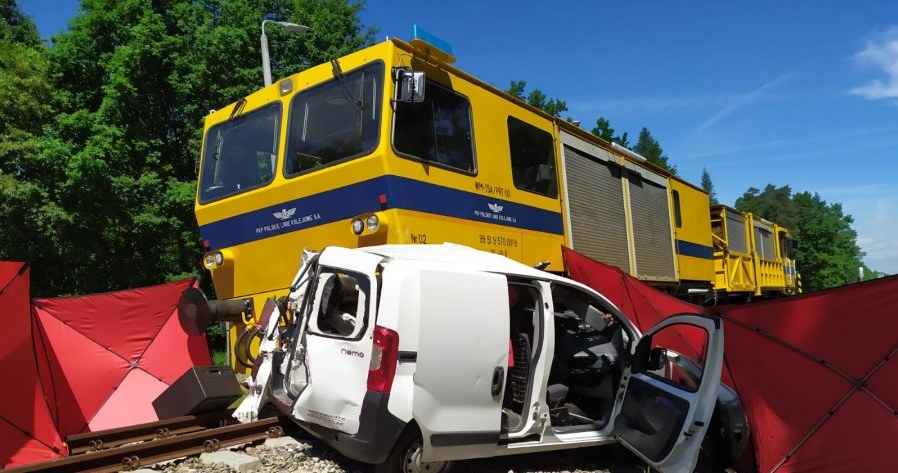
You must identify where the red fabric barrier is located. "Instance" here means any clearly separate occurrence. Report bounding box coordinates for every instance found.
[0,263,65,468]
[1,270,212,468]
[32,278,212,436]
[713,279,898,473]
[563,247,898,473]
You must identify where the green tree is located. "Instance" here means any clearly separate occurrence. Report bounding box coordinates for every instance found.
[736,184,866,291]
[505,80,568,117]
[700,167,718,205]
[591,117,629,147]
[1,0,374,295]
[0,0,40,46]
[632,127,676,174]
[735,184,799,232]
[792,192,865,291]
[0,1,71,294]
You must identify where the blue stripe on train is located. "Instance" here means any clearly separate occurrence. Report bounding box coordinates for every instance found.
[676,239,714,260]
[199,175,565,250]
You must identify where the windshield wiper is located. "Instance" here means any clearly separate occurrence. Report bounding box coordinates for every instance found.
[211,129,225,185]
[209,96,248,184]
[229,96,248,120]
[330,59,363,112]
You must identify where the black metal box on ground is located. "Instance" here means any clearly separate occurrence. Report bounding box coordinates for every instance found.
[152,366,243,419]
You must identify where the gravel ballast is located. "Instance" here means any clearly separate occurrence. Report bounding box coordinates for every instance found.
[143,431,649,473]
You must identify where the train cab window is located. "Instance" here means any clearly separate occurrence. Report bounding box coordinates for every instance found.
[393,80,475,173]
[285,62,383,176]
[779,232,793,259]
[198,102,281,203]
[508,117,557,198]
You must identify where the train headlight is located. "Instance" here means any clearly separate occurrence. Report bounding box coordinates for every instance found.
[352,219,365,235]
[203,251,225,269]
[366,215,379,232]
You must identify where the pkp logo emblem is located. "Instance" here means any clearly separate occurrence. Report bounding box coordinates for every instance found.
[488,203,503,213]
[273,208,297,220]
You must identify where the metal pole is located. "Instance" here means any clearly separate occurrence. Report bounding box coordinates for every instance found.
[261,22,272,86]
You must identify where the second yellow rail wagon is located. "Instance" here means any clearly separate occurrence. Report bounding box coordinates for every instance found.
[711,205,799,300]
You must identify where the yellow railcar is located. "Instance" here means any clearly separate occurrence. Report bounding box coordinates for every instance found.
[556,127,714,297]
[710,205,799,300]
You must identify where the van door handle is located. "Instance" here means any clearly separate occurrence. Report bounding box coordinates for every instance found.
[491,366,504,397]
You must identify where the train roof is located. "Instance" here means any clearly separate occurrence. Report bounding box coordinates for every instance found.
[390,38,709,195]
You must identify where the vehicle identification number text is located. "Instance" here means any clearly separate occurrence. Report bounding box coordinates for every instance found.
[475,181,512,198]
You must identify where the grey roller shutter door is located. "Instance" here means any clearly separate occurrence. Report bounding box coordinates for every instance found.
[754,221,775,259]
[628,168,676,281]
[726,212,748,254]
[563,145,631,272]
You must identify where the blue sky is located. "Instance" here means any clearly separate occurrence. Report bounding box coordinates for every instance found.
[20,1,898,274]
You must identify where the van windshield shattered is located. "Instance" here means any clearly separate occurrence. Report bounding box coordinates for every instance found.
[285,62,384,175]
[198,102,281,203]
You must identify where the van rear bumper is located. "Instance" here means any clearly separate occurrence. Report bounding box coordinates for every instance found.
[298,390,406,464]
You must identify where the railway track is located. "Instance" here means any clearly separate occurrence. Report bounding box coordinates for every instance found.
[7,412,291,473]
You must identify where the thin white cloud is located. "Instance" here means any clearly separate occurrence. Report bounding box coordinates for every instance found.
[849,26,898,101]
[694,71,795,132]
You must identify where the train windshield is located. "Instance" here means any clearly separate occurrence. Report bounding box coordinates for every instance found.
[285,62,384,175]
[198,102,282,203]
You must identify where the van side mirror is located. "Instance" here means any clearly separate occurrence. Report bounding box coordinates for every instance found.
[647,347,667,372]
[393,68,425,103]
[631,336,667,373]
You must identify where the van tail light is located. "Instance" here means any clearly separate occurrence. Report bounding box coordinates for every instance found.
[367,325,399,393]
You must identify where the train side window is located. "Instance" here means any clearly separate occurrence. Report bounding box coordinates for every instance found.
[672,190,682,228]
[779,232,793,259]
[393,81,475,173]
[508,117,557,198]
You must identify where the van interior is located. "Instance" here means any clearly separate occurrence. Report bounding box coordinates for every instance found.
[502,282,632,435]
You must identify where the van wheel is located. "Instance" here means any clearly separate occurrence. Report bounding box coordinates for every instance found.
[375,426,453,473]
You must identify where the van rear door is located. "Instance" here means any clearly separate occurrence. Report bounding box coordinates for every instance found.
[611,314,724,472]
[289,247,383,435]
[412,268,509,462]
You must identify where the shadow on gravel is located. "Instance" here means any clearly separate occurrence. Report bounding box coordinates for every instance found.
[453,445,648,473]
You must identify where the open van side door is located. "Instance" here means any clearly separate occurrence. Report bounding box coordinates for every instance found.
[412,268,509,462]
[611,314,724,473]
[288,247,383,435]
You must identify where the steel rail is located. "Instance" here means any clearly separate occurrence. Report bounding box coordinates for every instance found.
[7,416,287,473]
[65,411,235,455]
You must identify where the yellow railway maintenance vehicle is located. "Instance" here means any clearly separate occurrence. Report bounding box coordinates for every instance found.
[192,28,795,366]
[711,205,799,301]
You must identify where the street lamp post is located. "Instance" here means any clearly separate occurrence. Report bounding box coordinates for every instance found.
[261,19,309,86]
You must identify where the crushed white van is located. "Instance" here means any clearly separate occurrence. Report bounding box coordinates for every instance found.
[232,244,746,473]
